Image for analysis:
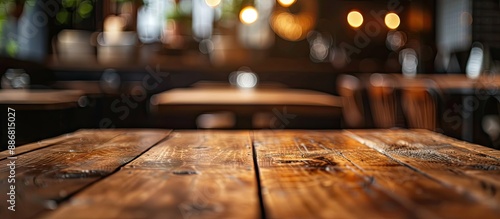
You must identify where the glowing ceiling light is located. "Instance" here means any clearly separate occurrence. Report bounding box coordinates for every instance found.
[240,6,259,24]
[205,0,221,8]
[385,13,400,29]
[278,0,297,7]
[347,11,363,28]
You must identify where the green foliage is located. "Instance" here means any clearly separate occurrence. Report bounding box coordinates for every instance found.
[25,0,35,7]
[0,0,34,57]
[220,0,243,20]
[77,1,93,18]
[6,38,17,57]
[166,3,184,20]
[0,0,15,18]
[57,0,95,24]
[56,9,69,24]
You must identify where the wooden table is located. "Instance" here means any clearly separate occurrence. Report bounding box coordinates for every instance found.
[150,87,343,128]
[1,129,499,219]
[0,89,85,149]
[0,89,84,110]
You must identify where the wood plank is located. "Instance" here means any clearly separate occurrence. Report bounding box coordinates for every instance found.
[317,132,499,219]
[0,129,170,219]
[150,87,343,118]
[346,129,500,210]
[0,129,124,160]
[152,88,341,107]
[414,129,500,159]
[43,131,259,219]
[254,130,417,219]
[0,90,84,110]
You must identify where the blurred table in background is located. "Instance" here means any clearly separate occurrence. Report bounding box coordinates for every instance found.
[1,129,499,219]
[0,89,84,109]
[150,86,343,129]
[0,89,84,150]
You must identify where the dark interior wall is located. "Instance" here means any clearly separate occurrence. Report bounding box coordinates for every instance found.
[473,0,500,48]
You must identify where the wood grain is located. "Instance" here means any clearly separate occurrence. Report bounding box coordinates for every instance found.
[3,129,500,219]
[0,129,124,160]
[346,129,500,211]
[414,129,500,159]
[254,130,416,219]
[323,131,500,219]
[0,129,169,219]
[44,131,260,219]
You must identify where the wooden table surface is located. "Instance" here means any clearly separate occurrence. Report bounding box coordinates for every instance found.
[1,129,499,219]
[151,87,341,108]
[150,87,342,117]
[0,89,84,110]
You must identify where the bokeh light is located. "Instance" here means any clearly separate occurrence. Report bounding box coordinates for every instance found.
[466,44,484,79]
[399,48,418,77]
[461,11,473,26]
[240,6,259,24]
[271,12,303,41]
[237,72,258,88]
[386,31,407,51]
[385,13,400,29]
[199,39,214,54]
[308,31,331,62]
[229,67,259,88]
[347,11,363,28]
[270,0,317,41]
[205,0,221,8]
[104,15,126,32]
[277,0,297,7]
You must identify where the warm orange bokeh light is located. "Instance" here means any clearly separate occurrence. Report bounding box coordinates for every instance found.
[347,11,363,28]
[278,0,297,7]
[272,12,303,41]
[385,13,400,29]
[240,6,259,24]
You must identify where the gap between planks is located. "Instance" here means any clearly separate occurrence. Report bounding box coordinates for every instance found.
[345,130,500,212]
[42,131,260,219]
[1,129,171,219]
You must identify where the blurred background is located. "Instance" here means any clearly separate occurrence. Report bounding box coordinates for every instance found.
[0,0,499,150]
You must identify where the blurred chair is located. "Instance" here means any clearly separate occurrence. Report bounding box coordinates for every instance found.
[337,74,367,128]
[367,74,400,128]
[400,79,442,131]
[476,84,500,149]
